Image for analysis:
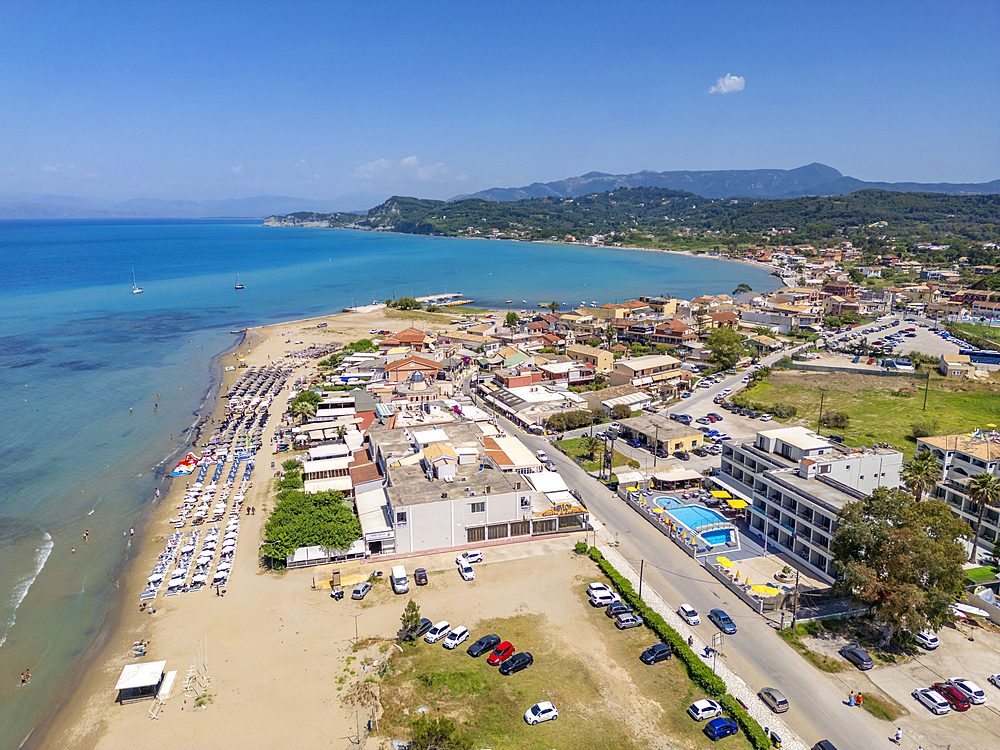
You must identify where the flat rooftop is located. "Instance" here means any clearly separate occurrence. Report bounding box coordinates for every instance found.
[763,468,861,512]
[759,426,831,452]
[384,463,520,508]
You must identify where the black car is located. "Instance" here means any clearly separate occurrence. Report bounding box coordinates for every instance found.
[674,451,690,461]
[840,645,874,670]
[669,413,680,421]
[405,617,433,641]
[721,402,734,410]
[466,633,501,657]
[414,568,428,586]
[655,448,670,458]
[606,601,632,618]
[498,651,534,675]
[640,643,672,664]
[707,413,723,422]
[708,609,737,634]
[692,448,707,457]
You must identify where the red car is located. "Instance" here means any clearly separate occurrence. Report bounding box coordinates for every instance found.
[932,682,971,711]
[487,641,514,666]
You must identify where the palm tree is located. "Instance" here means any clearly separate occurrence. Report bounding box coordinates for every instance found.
[582,435,602,461]
[967,473,1000,563]
[546,301,559,313]
[901,450,941,503]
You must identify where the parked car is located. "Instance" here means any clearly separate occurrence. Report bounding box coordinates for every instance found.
[351,581,372,600]
[687,698,723,721]
[947,677,987,705]
[914,629,939,649]
[691,447,707,457]
[405,617,433,641]
[499,651,534,675]
[443,626,470,649]
[524,700,558,725]
[424,621,451,644]
[590,590,621,607]
[696,416,712,425]
[759,687,789,713]
[678,603,701,626]
[840,645,873,670]
[932,682,971,711]
[708,609,736,634]
[466,633,501,657]
[913,687,951,715]
[615,612,644,629]
[989,673,1000,689]
[606,601,632,618]
[487,641,515,666]
[640,643,672,664]
[703,717,739,740]
[674,451,690,461]
[610,422,621,431]
[760,414,773,422]
[707,413,723,421]
[414,568,428,586]
[681,392,692,398]
[458,562,475,581]
[587,581,612,596]
[456,550,483,565]
[811,741,839,750]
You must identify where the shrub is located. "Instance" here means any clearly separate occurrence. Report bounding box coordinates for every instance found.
[772,403,798,419]
[574,540,588,554]
[719,695,769,749]
[822,411,850,429]
[909,419,939,439]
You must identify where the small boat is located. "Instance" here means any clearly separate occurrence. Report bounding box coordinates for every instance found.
[132,268,143,294]
[505,300,512,304]
[522,300,527,303]
[234,272,244,290]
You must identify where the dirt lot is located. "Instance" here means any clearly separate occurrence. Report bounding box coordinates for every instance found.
[356,546,753,750]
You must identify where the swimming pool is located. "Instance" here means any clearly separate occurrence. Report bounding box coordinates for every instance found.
[701,529,732,546]
[666,505,729,530]
[650,495,685,509]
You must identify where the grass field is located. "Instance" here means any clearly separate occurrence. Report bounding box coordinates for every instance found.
[776,622,846,673]
[556,437,632,472]
[737,371,1000,452]
[965,565,999,583]
[949,320,1000,346]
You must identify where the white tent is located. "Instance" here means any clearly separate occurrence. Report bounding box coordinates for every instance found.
[114,660,166,702]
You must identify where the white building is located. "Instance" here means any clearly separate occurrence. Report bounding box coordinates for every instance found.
[715,426,903,582]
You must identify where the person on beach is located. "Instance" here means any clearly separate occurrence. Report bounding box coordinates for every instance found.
[893,727,902,744]
[848,691,855,706]
[21,672,26,686]
[83,530,89,542]
[130,528,134,536]
[856,692,863,708]
[25,669,30,681]
[71,547,75,553]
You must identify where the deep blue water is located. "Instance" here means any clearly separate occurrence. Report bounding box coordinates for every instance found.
[0,219,778,747]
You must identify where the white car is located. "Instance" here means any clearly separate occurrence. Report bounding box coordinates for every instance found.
[990,674,1000,690]
[722,388,732,395]
[587,582,612,597]
[456,550,483,565]
[688,699,723,721]
[678,603,701,626]
[458,562,475,581]
[947,678,987,704]
[913,687,950,715]
[524,700,559,725]
[760,414,773,422]
[424,621,451,644]
[915,629,939,650]
[443,626,469,649]
[589,590,621,607]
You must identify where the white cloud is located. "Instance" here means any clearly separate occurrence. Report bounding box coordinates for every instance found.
[708,73,745,95]
[231,164,244,174]
[355,156,457,183]
[41,163,95,178]
[294,159,325,183]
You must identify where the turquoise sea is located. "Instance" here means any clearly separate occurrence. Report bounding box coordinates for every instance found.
[0,219,778,748]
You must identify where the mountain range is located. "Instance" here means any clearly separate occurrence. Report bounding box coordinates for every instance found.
[453,163,1000,202]
[0,192,388,220]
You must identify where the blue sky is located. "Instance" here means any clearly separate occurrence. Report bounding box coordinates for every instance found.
[1,0,997,202]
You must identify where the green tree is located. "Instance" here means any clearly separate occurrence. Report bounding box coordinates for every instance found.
[546,300,559,312]
[289,390,321,421]
[585,337,601,348]
[400,599,421,639]
[848,268,865,284]
[705,327,746,370]
[604,323,616,347]
[832,487,969,643]
[260,489,361,568]
[967,473,1000,562]
[504,311,519,327]
[732,283,753,296]
[392,296,421,310]
[410,716,473,750]
[611,403,633,421]
[901,450,941,503]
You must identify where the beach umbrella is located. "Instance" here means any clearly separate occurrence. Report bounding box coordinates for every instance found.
[192,574,208,584]
[217,561,232,571]
[181,544,195,554]
[148,572,164,582]
[716,556,733,567]
[651,508,664,514]
[752,584,780,596]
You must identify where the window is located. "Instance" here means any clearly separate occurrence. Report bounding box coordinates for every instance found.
[520,496,531,509]
[395,511,407,526]
[470,501,485,513]
[467,526,486,543]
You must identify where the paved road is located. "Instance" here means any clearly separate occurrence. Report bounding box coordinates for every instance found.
[473,345,891,750]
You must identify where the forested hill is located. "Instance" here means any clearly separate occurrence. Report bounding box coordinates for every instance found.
[265,188,1000,253]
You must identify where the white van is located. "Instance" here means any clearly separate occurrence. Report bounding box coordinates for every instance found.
[390,565,409,594]
[536,449,549,463]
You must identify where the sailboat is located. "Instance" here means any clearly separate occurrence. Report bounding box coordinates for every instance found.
[132,268,143,294]
[234,272,244,290]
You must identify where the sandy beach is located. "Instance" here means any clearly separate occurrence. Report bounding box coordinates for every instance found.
[32,307,465,750]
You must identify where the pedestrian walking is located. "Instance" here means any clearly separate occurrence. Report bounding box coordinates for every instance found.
[856,692,863,708]
[894,727,902,744]
[848,691,855,706]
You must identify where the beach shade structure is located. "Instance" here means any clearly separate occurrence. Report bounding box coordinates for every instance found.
[191,574,208,584]
[181,544,195,554]
[217,561,232,572]
[650,508,665,514]
[725,497,749,509]
[147,572,164,583]
[114,660,167,703]
[213,571,227,582]
[751,584,780,596]
[710,490,732,499]
[716,556,733,568]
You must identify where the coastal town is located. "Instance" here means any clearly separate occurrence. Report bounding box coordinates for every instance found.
[46,243,1000,750]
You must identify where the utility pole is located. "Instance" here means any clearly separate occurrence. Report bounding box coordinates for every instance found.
[638,559,644,598]
[791,568,800,636]
[352,613,361,645]
[922,370,930,411]
[816,387,828,435]
[653,425,659,468]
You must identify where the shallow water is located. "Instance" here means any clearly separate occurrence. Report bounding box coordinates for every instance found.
[0,219,778,747]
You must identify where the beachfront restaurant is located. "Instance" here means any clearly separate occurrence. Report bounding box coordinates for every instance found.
[114,660,167,703]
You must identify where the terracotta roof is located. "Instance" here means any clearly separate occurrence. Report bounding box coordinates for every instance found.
[349,462,382,485]
[921,434,1000,462]
[385,355,440,371]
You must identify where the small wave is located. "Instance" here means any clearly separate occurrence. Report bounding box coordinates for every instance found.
[0,532,54,649]
[87,508,95,515]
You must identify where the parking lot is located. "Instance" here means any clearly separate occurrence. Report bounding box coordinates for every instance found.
[828,314,964,360]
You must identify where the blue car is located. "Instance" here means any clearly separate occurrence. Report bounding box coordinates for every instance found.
[704,717,739,741]
[708,609,737,634]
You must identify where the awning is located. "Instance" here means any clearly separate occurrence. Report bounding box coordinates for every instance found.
[725,497,749,509]
[114,660,167,691]
[710,490,732,499]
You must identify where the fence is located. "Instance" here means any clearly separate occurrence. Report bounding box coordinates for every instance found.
[777,361,930,379]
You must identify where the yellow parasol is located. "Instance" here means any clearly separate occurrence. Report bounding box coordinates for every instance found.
[752,584,780,595]
[716,556,733,567]
[651,508,665,514]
